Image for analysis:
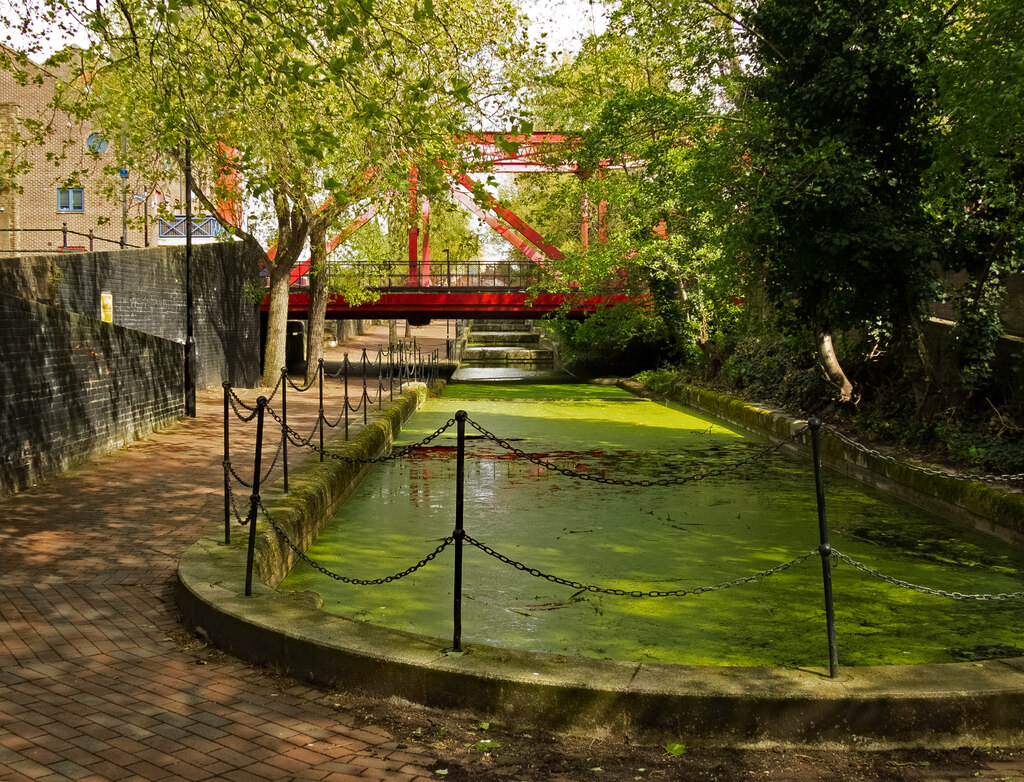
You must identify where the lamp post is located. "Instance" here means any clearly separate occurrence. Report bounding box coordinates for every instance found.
[184,139,196,417]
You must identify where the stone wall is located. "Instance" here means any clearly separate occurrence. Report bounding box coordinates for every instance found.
[0,292,184,493]
[0,242,260,388]
[0,243,260,493]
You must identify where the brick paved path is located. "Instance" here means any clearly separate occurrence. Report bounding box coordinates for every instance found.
[0,324,450,781]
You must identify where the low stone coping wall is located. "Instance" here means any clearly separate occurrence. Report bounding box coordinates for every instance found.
[254,382,433,588]
[178,377,1024,746]
[618,380,1024,548]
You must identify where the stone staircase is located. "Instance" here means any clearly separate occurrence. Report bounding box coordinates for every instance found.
[461,319,554,369]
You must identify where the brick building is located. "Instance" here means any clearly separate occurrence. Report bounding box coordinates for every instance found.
[0,46,223,254]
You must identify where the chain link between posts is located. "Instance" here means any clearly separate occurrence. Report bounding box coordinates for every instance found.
[831,550,1024,600]
[266,404,458,463]
[466,417,809,486]
[463,533,818,597]
[823,424,1024,484]
[258,499,453,584]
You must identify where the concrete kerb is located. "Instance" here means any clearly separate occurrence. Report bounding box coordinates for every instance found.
[177,379,1024,748]
[618,379,1024,547]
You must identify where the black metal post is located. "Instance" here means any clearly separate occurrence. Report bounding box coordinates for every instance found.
[810,418,839,678]
[452,410,467,652]
[343,354,350,440]
[318,359,324,462]
[377,350,383,410]
[61,222,67,250]
[88,230,94,251]
[223,382,231,545]
[280,367,289,493]
[184,139,196,417]
[245,398,267,596]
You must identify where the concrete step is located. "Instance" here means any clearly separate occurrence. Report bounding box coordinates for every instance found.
[467,332,541,346]
[468,319,536,332]
[461,346,555,366]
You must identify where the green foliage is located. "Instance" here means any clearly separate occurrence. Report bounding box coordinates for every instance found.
[719,332,829,413]
[543,302,671,376]
[242,278,268,307]
[738,0,939,340]
[665,743,687,757]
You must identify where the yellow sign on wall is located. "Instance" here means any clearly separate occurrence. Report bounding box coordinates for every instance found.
[100,291,113,323]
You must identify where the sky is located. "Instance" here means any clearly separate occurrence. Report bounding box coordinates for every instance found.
[1,0,607,62]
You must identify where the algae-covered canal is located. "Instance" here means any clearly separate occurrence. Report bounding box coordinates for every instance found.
[280,380,1024,668]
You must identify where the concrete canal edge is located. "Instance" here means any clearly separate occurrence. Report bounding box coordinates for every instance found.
[177,380,1024,747]
[619,379,1024,547]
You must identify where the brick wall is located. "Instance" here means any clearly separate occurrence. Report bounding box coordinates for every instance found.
[0,292,185,493]
[0,242,259,493]
[0,242,260,388]
[0,52,153,252]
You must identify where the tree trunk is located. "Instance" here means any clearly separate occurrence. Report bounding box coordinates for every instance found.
[260,263,292,386]
[389,319,397,344]
[816,331,855,403]
[305,225,329,386]
[404,320,412,339]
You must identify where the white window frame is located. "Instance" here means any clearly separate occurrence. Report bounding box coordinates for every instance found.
[57,188,84,213]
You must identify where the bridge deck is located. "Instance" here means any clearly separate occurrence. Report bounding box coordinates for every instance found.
[273,288,626,320]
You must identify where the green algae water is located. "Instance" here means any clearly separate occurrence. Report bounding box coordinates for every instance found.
[280,380,1024,668]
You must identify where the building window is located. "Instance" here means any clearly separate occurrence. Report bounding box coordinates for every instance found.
[58,188,84,212]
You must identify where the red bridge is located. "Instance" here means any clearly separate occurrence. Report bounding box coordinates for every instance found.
[270,261,624,323]
[262,132,628,322]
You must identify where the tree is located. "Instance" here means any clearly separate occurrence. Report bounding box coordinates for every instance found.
[926,0,1024,392]
[26,0,526,385]
[736,0,939,403]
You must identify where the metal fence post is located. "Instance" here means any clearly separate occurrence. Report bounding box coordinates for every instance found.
[280,367,289,493]
[245,398,267,596]
[61,222,67,250]
[343,354,350,440]
[810,418,839,678]
[318,359,325,462]
[452,409,467,653]
[223,382,231,545]
[388,346,394,402]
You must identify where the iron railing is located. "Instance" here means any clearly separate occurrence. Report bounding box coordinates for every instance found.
[305,259,546,291]
[158,215,225,239]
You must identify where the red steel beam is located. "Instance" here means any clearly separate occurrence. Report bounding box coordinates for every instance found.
[449,186,551,268]
[455,174,564,260]
[276,290,628,319]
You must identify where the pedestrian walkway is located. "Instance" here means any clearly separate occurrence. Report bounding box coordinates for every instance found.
[0,322,451,782]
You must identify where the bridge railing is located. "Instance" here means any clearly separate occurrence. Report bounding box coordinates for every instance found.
[301,259,547,290]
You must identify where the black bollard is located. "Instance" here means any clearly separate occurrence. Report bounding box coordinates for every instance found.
[280,367,289,493]
[223,382,231,545]
[452,410,468,653]
[245,398,267,596]
[343,354,350,440]
[318,359,325,462]
[809,418,839,678]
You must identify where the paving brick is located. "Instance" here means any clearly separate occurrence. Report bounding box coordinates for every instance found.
[0,326,447,782]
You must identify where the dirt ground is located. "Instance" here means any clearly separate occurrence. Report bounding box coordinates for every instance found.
[177,630,1022,782]
[316,688,1024,782]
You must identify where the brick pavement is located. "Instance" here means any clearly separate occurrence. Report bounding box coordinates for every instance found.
[0,323,451,782]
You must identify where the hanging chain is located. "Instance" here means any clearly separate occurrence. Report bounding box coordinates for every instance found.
[463,534,816,597]
[227,391,261,422]
[223,478,249,525]
[465,417,808,487]
[832,550,1024,600]
[823,424,1024,484]
[258,499,452,584]
[285,373,318,393]
[227,376,284,417]
[265,404,457,463]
